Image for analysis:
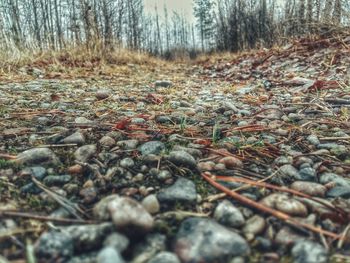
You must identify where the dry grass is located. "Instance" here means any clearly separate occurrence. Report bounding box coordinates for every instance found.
[0,43,166,76]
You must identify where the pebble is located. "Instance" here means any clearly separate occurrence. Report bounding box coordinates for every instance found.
[154,80,172,88]
[242,215,266,237]
[132,234,166,262]
[103,233,129,252]
[138,141,165,155]
[214,200,245,228]
[326,186,350,198]
[117,139,139,150]
[108,196,154,232]
[19,166,46,179]
[93,194,119,221]
[120,157,135,168]
[168,151,197,169]
[99,136,116,148]
[319,172,350,187]
[97,247,125,263]
[95,89,111,100]
[16,148,61,166]
[35,231,74,261]
[218,156,243,169]
[274,226,305,246]
[148,252,181,263]
[61,131,85,145]
[298,166,316,181]
[75,117,94,124]
[156,170,172,181]
[141,194,160,214]
[43,174,72,186]
[278,164,300,181]
[157,178,197,204]
[74,145,97,162]
[291,181,327,197]
[174,218,250,263]
[292,240,328,263]
[60,223,114,251]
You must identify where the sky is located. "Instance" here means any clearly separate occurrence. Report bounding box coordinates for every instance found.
[144,0,195,21]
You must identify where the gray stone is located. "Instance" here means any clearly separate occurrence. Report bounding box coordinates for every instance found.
[74,145,97,162]
[99,136,116,148]
[43,174,72,186]
[174,218,249,263]
[156,170,172,181]
[292,240,328,263]
[95,89,111,100]
[62,132,85,145]
[326,186,350,198]
[60,223,114,251]
[307,135,320,145]
[132,234,167,262]
[278,164,300,181]
[16,148,61,166]
[290,181,326,197]
[75,117,94,124]
[97,247,124,263]
[93,194,119,221]
[35,231,74,261]
[117,139,139,150]
[20,166,46,179]
[168,151,197,169]
[108,196,154,232]
[298,167,316,181]
[148,252,180,263]
[103,233,129,252]
[320,173,350,187]
[214,200,245,228]
[120,157,135,168]
[155,80,172,88]
[139,141,165,155]
[157,178,197,204]
[142,194,160,214]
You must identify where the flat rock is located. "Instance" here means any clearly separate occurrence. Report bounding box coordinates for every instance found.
[291,181,326,197]
[61,131,85,145]
[157,178,197,204]
[16,148,61,166]
[174,218,250,263]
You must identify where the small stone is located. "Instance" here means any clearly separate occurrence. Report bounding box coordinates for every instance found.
[156,170,172,181]
[218,156,243,169]
[168,151,197,169]
[157,178,197,204]
[97,247,125,263]
[75,116,93,124]
[326,186,350,198]
[148,252,180,263]
[99,136,116,148]
[279,164,300,181]
[243,215,266,236]
[214,200,245,228]
[141,194,160,214]
[174,218,250,263]
[16,148,61,166]
[79,187,98,204]
[274,226,305,246]
[275,198,308,217]
[298,167,316,181]
[139,141,165,155]
[108,196,154,232]
[95,89,111,100]
[93,194,119,221]
[320,173,350,187]
[291,181,326,197]
[117,139,139,150]
[35,231,74,262]
[74,145,97,162]
[67,164,83,175]
[154,80,172,88]
[19,166,46,179]
[120,157,135,168]
[292,240,328,263]
[61,131,85,145]
[43,174,72,186]
[307,134,320,145]
[60,223,114,251]
[103,233,129,252]
[197,161,215,171]
[132,234,166,262]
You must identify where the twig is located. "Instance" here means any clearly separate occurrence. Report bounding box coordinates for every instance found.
[201,172,341,240]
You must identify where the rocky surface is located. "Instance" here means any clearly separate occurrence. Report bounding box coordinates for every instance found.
[0,36,350,262]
